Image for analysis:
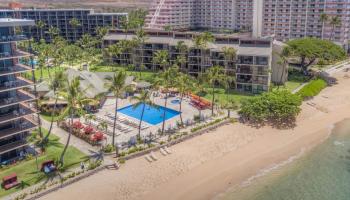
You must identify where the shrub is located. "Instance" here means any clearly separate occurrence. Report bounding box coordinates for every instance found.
[83,126,95,135]
[103,144,115,153]
[239,90,302,125]
[297,79,327,100]
[73,121,84,129]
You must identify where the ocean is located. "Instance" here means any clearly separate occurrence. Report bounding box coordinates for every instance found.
[220,119,350,200]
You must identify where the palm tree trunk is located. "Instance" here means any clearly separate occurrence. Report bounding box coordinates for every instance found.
[40,67,43,81]
[321,22,325,40]
[179,94,184,125]
[112,98,118,147]
[43,94,58,143]
[138,103,146,139]
[161,93,168,135]
[59,110,73,166]
[211,85,215,116]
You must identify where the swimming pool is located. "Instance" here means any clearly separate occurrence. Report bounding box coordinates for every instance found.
[118,103,180,125]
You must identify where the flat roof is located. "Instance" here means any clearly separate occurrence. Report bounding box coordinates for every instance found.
[104,34,272,56]
[0,18,35,27]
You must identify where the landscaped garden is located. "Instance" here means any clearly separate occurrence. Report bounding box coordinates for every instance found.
[0,129,88,198]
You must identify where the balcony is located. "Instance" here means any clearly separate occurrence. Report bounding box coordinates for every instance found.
[0,104,38,124]
[0,119,37,140]
[0,140,27,155]
[0,90,36,109]
[0,64,32,77]
[0,50,31,61]
[0,77,34,92]
[0,35,29,44]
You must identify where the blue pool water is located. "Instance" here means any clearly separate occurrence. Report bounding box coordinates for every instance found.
[171,99,181,104]
[117,103,180,125]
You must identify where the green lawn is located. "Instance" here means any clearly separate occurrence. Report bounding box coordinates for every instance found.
[0,130,88,198]
[40,113,63,122]
[202,88,255,106]
[25,67,66,82]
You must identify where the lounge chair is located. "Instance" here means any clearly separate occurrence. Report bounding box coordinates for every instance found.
[145,155,153,163]
[160,148,168,156]
[150,152,158,161]
[164,146,172,154]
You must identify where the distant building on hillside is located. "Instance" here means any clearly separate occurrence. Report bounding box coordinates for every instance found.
[0,8,128,42]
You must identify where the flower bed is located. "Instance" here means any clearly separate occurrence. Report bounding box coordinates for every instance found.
[59,121,106,145]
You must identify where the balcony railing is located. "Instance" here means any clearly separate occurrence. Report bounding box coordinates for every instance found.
[0,77,34,92]
[0,104,38,124]
[0,119,37,140]
[0,35,29,44]
[0,89,36,109]
[0,140,27,155]
[0,50,31,61]
[0,64,32,77]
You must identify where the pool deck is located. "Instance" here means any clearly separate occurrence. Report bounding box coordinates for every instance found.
[93,94,211,145]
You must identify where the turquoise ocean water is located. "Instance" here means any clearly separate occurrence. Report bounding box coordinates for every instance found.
[220,119,350,200]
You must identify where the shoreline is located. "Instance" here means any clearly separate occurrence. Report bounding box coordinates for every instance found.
[39,69,350,200]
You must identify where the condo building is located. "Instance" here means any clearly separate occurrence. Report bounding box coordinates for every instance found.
[0,9,128,42]
[146,0,350,47]
[104,29,285,94]
[0,18,38,163]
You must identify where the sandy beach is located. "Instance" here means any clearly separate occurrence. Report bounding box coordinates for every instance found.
[39,68,350,200]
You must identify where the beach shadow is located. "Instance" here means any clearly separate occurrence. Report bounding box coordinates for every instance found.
[239,117,297,130]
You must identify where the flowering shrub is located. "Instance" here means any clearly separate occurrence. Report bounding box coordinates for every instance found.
[83,126,95,135]
[90,132,104,142]
[72,121,84,129]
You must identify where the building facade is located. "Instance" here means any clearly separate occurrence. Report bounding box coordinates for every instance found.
[146,0,350,48]
[0,18,38,163]
[104,29,285,93]
[0,9,128,42]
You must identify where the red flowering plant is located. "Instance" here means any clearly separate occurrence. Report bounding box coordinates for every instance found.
[93,132,105,141]
[72,121,84,129]
[83,126,95,135]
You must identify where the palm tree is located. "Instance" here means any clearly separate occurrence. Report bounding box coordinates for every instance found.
[98,121,108,136]
[131,91,153,139]
[104,70,129,151]
[175,41,188,72]
[84,114,96,126]
[155,66,178,135]
[193,32,215,74]
[36,20,46,40]
[204,65,226,115]
[48,26,60,41]
[329,16,341,41]
[69,18,81,41]
[222,47,237,73]
[275,47,291,88]
[320,13,328,40]
[59,77,93,166]
[42,71,67,143]
[153,50,169,71]
[134,29,148,71]
[175,73,193,125]
[222,98,238,118]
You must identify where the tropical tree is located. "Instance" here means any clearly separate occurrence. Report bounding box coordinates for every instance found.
[59,77,93,166]
[104,70,129,153]
[193,32,215,74]
[69,18,81,41]
[131,91,153,140]
[63,44,82,68]
[98,121,108,136]
[221,98,238,118]
[84,114,96,126]
[153,50,169,71]
[319,13,328,40]
[222,47,237,73]
[175,41,188,71]
[329,16,341,41]
[48,26,60,41]
[175,73,193,125]
[204,65,226,115]
[133,29,148,71]
[36,20,46,40]
[96,26,109,46]
[275,47,291,87]
[42,71,67,144]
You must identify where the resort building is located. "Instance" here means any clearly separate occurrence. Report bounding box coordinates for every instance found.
[146,0,350,48]
[0,18,38,163]
[0,8,128,42]
[104,29,286,93]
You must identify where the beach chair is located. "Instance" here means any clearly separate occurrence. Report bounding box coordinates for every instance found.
[164,146,172,154]
[145,155,153,163]
[150,152,158,161]
[160,148,168,156]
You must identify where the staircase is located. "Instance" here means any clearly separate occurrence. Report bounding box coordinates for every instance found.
[148,0,166,28]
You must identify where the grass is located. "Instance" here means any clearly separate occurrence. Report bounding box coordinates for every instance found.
[40,113,63,122]
[0,129,88,198]
[296,79,327,99]
[25,67,66,82]
[201,88,255,106]
[274,68,310,92]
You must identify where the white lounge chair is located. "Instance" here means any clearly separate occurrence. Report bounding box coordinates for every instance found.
[145,155,153,163]
[150,152,158,161]
[164,146,172,154]
[160,148,168,156]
